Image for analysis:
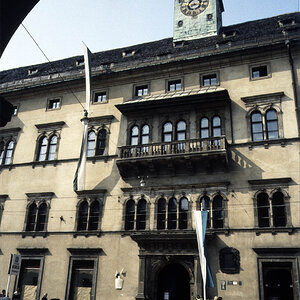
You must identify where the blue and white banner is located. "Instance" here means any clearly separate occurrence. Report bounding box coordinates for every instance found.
[194,210,214,300]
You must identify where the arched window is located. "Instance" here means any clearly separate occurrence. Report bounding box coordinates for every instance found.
[130,126,139,146]
[96,129,106,155]
[251,111,264,141]
[77,201,89,231]
[38,137,48,161]
[157,198,166,230]
[266,109,279,140]
[1,140,15,165]
[0,141,4,164]
[257,192,270,228]
[136,199,147,230]
[212,116,221,137]
[200,117,209,139]
[48,135,57,161]
[176,121,186,141]
[125,200,135,230]
[212,195,224,228]
[200,195,211,229]
[26,203,38,231]
[272,192,286,227]
[163,122,173,142]
[179,197,188,229]
[87,131,96,157]
[141,125,150,145]
[36,203,47,231]
[89,201,100,230]
[167,198,177,229]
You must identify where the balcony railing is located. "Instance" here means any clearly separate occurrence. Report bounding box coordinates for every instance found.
[119,136,227,159]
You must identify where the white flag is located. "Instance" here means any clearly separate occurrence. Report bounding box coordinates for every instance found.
[194,210,208,300]
[73,44,92,191]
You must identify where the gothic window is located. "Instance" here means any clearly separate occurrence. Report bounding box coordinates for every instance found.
[130,126,139,146]
[200,195,211,229]
[168,197,177,229]
[163,122,173,142]
[179,197,188,229]
[257,192,270,228]
[36,135,58,161]
[25,202,49,232]
[136,199,147,230]
[212,116,221,137]
[157,198,166,230]
[87,131,96,157]
[200,118,209,139]
[212,195,224,228]
[0,140,15,165]
[125,200,135,230]
[251,111,264,141]
[265,109,279,140]
[256,190,288,228]
[96,129,106,155]
[77,199,101,231]
[141,125,150,145]
[176,121,186,141]
[87,129,108,157]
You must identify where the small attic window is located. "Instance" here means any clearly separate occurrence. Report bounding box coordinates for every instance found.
[278,18,296,27]
[222,31,236,38]
[122,50,135,57]
[76,58,84,66]
[28,68,38,75]
[173,41,188,48]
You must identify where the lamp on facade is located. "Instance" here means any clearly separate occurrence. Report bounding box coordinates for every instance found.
[138,176,148,187]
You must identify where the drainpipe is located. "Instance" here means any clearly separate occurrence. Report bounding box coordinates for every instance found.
[285,40,300,137]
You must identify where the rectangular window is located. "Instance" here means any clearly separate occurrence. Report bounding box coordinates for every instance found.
[18,258,43,300]
[250,65,270,80]
[202,73,218,86]
[167,80,182,92]
[135,85,149,97]
[66,257,98,300]
[93,91,107,104]
[47,98,61,110]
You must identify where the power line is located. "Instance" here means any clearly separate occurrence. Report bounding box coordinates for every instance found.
[21,23,85,111]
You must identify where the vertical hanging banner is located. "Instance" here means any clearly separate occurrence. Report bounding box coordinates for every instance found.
[194,210,208,300]
[73,43,92,192]
[8,254,21,275]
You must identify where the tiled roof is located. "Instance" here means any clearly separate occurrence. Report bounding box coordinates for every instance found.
[0,12,299,86]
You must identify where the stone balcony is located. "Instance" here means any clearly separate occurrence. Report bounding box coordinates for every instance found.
[117,136,229,178]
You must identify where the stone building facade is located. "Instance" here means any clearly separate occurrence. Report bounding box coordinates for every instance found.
[0,1,299,300]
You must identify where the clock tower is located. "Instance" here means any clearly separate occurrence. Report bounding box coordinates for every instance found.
[173,0,224,42]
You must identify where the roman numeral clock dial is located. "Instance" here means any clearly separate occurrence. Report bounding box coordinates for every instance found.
[180,0,209,16]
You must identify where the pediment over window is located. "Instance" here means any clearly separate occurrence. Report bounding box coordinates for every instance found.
[17,248,50,255]
[88,115,115,126]
[241,92,284,107]
[248,177,292,189]
[26,192,55,201]
[35,121,65,132]
[75,189,107,198]
[67,248,104,256]
[0,127,21,135]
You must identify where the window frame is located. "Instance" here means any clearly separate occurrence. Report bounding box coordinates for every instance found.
[249,63,271,81]
[166,78,183,92]
[200,71,220,87]
[92,90,108,104]
[133,83,150,98]
[65,256,99,300]
[0,139,16,165]
[36,134,59,162]
[46,97,62,111]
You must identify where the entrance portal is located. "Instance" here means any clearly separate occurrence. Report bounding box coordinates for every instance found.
[263,262,295,300]
[157,263,190,300]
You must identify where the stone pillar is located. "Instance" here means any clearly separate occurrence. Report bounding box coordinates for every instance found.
[194,256,203,298]
[136,255,146,300]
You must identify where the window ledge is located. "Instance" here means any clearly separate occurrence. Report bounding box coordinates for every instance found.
[22,231,48,238]
[248,138,287,149]
[255,226,294,235]
[32,160,59,168]
[87,154,118,164]
[73,231,102,238]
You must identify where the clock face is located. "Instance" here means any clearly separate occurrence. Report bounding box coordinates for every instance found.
[180,0,209,16]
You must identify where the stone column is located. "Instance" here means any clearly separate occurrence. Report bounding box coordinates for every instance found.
[136,255,146,300]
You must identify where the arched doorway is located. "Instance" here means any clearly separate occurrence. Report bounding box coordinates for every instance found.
[157,263,190,300]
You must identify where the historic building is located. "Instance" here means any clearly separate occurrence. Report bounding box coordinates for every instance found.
[0,1,299,299]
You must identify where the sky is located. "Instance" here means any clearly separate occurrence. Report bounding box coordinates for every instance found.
[0,0,299,71]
